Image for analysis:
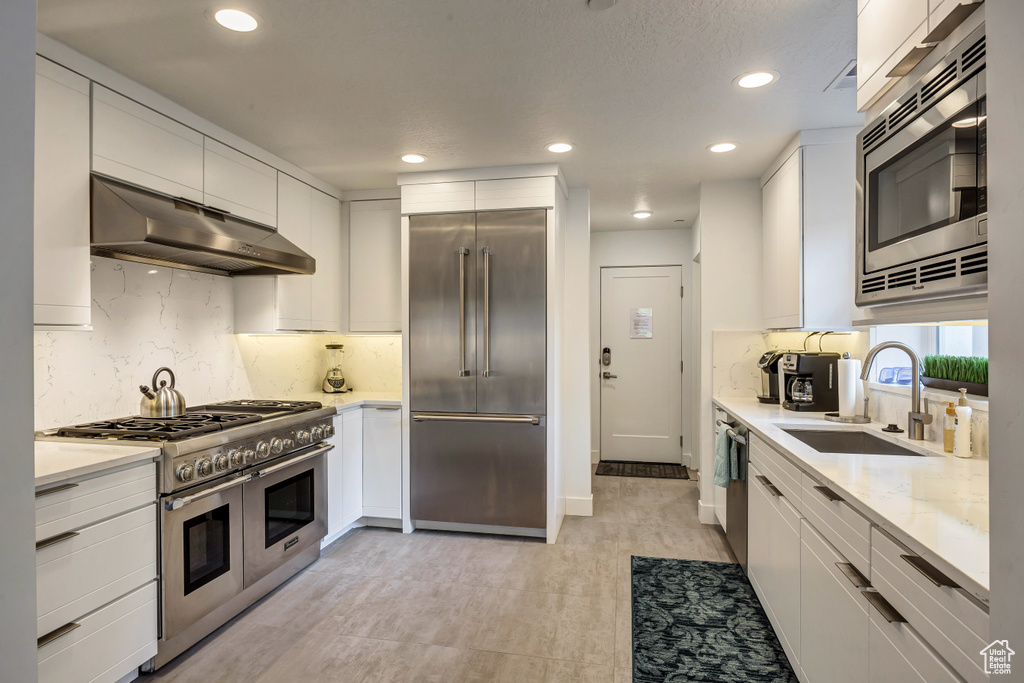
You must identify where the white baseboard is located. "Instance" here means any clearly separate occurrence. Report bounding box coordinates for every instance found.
[591,449,600,464]
[697,499,717,525]
[565,495,594,517]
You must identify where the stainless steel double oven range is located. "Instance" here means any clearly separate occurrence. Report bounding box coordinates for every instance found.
[857,24,987,306]
[43,399,336,670]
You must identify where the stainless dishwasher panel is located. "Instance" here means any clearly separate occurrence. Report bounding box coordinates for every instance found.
[726,463,748,571]
[410,415,546,529]
[475,209,547,415]
[409,213,478,413]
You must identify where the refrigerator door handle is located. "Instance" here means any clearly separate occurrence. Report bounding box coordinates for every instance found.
[482,246,492,377]
[412,412,541,425]
[458,247,470,377]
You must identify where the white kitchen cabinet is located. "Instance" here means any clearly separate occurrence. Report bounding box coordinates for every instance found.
[34,57,91,329]
[362,406,402,519]
[800,520,870,683]
[761,130,857,330]
[203,138,278,228]
[91,85,204,202]
[324,408,365,546]
[233,180,343,333]
[349,200,402,332]
[400,181,476,214]
[857,0,929,111]
[397,168,562,215]
[868,603,963,682]
[747,463,773,598]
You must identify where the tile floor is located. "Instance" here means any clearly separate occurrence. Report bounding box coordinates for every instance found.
[149,468,736,683]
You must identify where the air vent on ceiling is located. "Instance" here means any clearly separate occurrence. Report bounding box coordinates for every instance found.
[827,60,858,92]
[921,62,957,103]
[960,251,988,276]
[863,120,887,150]
[861,274,886,294]
[920,258,957,283]
[888,95,919,130]
[961,35,986,73]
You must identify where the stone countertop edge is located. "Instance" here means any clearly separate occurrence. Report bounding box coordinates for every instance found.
[35,441,161,489]
[713,395,989,605]
[285,391,403,413]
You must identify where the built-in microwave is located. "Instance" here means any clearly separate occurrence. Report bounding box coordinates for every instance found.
[856,24,987,307]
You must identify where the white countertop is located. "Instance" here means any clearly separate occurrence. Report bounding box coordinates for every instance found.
[35,441,161,489]
[713,396,989,602]
[285,391,402,412]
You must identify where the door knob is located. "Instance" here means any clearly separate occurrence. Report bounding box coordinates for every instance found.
[602,372,617,379]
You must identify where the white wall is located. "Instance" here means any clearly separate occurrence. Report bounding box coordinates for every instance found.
[695,180,763,524]
[987,0,1024,653]
[564,188,593,515]
[589,228,694,464]
[1,0,40,678]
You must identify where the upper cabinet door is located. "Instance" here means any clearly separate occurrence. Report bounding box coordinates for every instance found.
[35,58,91,328]
[91,85,204,202]
[203,138,278,228]
[762,149,803,329]
[310,190,343,332]
[275,174,313,330]
[856,0,929,111]
[401,182,475,215]
[349,200,402,333]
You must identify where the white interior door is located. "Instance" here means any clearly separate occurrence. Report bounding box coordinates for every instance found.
[600,266,683,463]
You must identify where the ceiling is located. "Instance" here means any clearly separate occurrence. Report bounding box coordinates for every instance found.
[37,0,864,232]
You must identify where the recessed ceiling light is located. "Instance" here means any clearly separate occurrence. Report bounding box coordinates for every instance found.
[632,210,653,219]
[214,9,259,32]
[952,116,986,128]
[401,154,426,164]
[547,142,573,153]
[708,142,737,153]
[735,71,778,89]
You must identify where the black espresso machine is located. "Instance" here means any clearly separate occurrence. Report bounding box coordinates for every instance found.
[780,352,840,412]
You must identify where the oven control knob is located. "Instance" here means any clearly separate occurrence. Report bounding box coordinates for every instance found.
[243,449,256,463]
[197,459,214,477]
[324,423,335,438]
[177,464,195,482]
[297,430,311,445]
[283,438,295,450]
[271,437,284,455]
[311,425,324,441]
[229,450,245,466]
[256,441,270,459]
[215,455,230,471]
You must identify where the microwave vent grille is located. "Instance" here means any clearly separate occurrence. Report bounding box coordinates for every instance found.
[888,95,919,130]
[887,268,918,289]
[922,62,957,103]
[863,120,888,150]
[919,258,957,283]
[960,251,988,276]
[861,274,886,294]
[961,36,986,74]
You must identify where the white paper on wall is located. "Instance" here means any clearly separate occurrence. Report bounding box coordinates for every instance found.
[630,307,653,339]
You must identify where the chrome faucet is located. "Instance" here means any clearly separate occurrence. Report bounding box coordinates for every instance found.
[860,342,933,440]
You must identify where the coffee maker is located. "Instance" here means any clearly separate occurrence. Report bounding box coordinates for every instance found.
[781,352,840,412]
[756,351,784,404]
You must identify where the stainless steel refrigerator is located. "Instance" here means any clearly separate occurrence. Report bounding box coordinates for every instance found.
[409,209,547,532]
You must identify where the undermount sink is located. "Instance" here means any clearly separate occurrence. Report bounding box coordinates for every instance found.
[781,429,926,457]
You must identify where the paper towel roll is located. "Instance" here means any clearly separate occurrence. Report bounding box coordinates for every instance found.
[838,358,861,417]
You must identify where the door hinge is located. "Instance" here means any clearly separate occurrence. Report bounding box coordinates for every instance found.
[681,286,685,298]
[680,435,684,447]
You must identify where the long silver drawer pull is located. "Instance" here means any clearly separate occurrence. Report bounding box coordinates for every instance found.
[38,622,81,649]
[836,562,871,588]
[755,475,782,497]
[864,591,907,623]
[256,444,334,479]
[901,554,961,589]
[412,413,541,425]
[36,531,80,552]
[373,405,402,411]
[482,246,492,378]
[35,482,79,498]
[165,474,252,511]
[458,247,470,378]
[814,485,844,502]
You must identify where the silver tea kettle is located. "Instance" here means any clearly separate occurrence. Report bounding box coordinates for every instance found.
[139,367,187,418]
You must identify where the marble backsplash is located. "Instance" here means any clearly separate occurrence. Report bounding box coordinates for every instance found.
[34,257,402,430]
[712,330,989,458]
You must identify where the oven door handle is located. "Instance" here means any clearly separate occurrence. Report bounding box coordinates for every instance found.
[254,443,333,479]
[165,474,252,511]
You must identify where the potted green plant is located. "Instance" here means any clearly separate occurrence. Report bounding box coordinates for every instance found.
[921,355,988,397]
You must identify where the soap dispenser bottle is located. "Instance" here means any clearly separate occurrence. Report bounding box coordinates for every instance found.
[943,402,956,453]
[954,389,973,459]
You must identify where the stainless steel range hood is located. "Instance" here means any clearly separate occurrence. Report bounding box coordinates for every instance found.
[90,175,315,276]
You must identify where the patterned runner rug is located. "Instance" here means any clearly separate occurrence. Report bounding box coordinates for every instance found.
[594,461,689,479]
[632,556,798,683]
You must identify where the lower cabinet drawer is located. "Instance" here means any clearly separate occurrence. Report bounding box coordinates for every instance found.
[749,436,803,511]
[37,504,157,637]
[36,462,156,542]
[801,472,872,578]
[868,604,963,682]
[38,581,158,683]
[871,528,988,683]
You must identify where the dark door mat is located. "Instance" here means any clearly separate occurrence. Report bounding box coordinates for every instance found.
[595,460,689,479]
[632,556,797,683]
